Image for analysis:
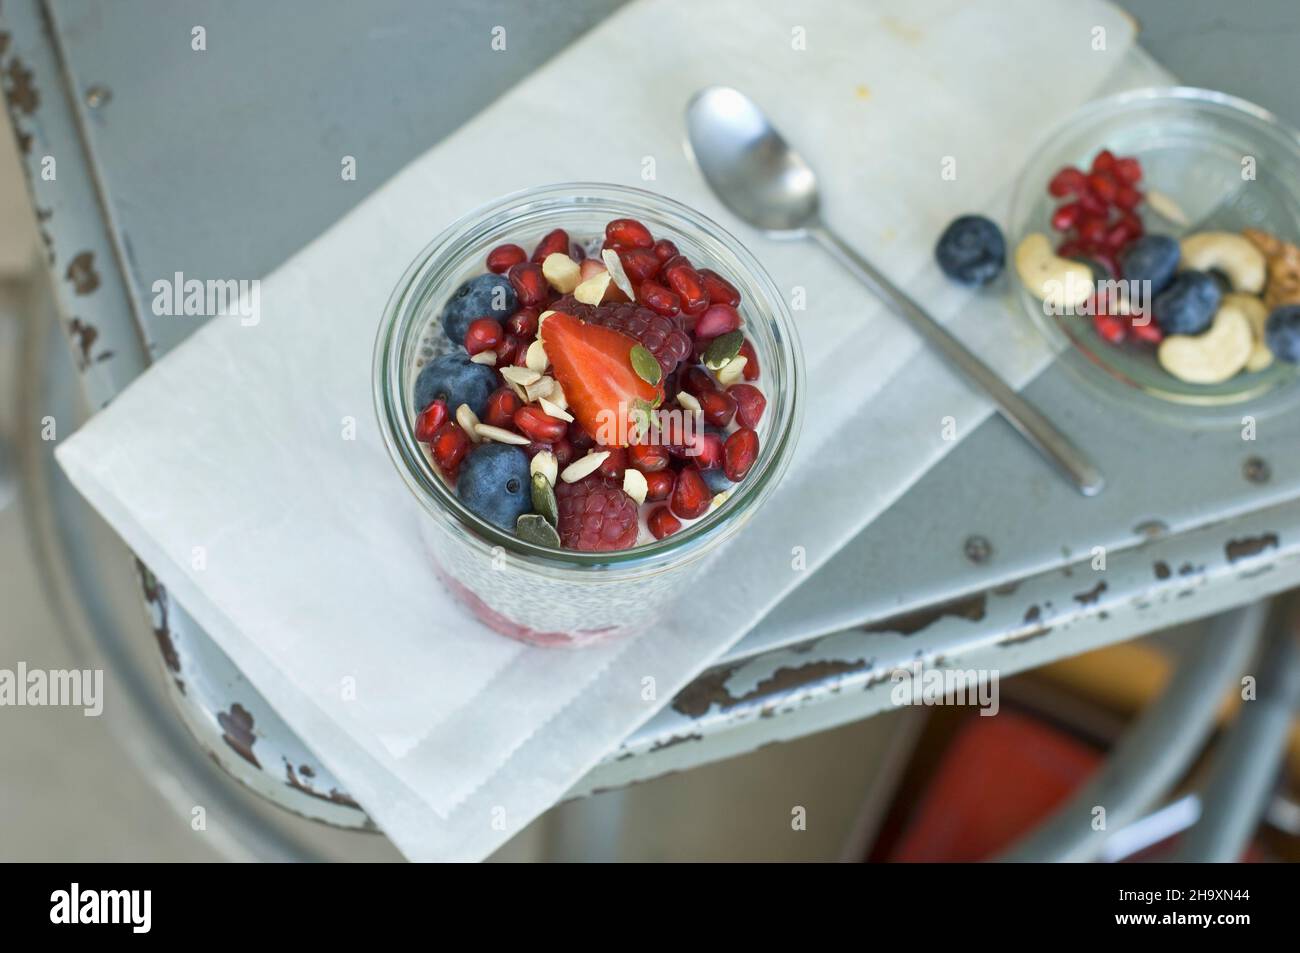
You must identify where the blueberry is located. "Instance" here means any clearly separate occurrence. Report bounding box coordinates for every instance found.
[699,466,732,495]
[440,273,517,344]
[456,443,532,531]
[935,215,1005,286]
[1152,271,1221,336]
[1265,305,1300,363]
[413,352,497,417]
[1119,235,1180,295]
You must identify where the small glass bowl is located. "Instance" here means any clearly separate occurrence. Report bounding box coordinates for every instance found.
[374,183,804,647]
[1009,87,1300,425]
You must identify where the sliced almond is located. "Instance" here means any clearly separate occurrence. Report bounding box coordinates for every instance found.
[525,339,548,374]
[601,248,635,300]
[561,450,610,483]
[1145,190,1190,228]
[456,404,482,443]
[500,365,541,387]
[538,396,574,422]
[573,270,612,306]
[716,355,748,386]
[537,309,555,329]
[622,468,648,505]
[524,375,555,402]
[475,423,530,446]
[541,253,582,294]
[676,391,703,414]
[530,449,558,486]
[709,490,731,512]
[546,381,568,410]
[469,350,498,366]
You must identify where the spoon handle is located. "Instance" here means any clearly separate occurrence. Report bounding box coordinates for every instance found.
[807,223,1105,497]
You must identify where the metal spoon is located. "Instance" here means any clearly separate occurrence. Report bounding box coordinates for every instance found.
[685,86,1105,497]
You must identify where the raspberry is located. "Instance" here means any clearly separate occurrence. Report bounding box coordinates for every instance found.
[552,296,692,377]
[555,474,639,551]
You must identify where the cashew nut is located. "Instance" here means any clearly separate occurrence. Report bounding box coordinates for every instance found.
[1013,233,1093,311]
[1221,292,1274,372]
[1179,232,1266,294]
[1156,301,1253,384]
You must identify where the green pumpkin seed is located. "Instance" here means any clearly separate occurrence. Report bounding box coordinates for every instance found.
[516,513,561,547]
[531,472,558,526]
[704,330,744,371]
[630,344,662,385]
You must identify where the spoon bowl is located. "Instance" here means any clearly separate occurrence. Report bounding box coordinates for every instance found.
[686,86,820,235]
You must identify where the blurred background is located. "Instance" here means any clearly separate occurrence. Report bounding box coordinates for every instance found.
[2,0,1299,862]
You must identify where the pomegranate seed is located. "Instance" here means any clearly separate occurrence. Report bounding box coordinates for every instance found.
[1056,239,1084,259]
[1104,220,1136,251]
[1047,166,1088,197]
[619,247,661,283]
[647,505,682,540]
[670,466,710,519]
[628,443,670,473]
[1088,173,1118,203]
[693,432,725,469]
[524,440,552,458]
[464,317,503,356]
[1079,216,1107,246]
[530,228,570,263]
[431,421,470,473]
[1091,149,1116,174]
[486,243,527,274]
[512,342,531,367]
[738,338,760,380]
[698,269,741,307]
[699,389,736,427]
[496,333,524,365]
[415,398,449,442]
[637,280,681,317]
[579,258,607,281]
[514,405,568,443]
[1078,190,1107,216]
[694,303,742,340]
[652,238,679,263]
[598,447,627,480]
[1114,186,1142,211]
[568,422,596,454]
[1051,202,1082,232]
[723,428,759,481]
[659,254,690,274]
[605,218,654,250]
[1093,313,1126,345]
[645,469,675,502]
[682,365,718,397]
[664,263,709,313]
[1128,314,1164,344]
[727,383,766,428]
[484,387,522,429]
[507,262,548,307]
[508,307,539,338]
[551,437,575,468]
[1114,156,1143,185]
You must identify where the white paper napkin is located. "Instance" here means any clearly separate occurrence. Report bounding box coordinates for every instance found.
[58,0,1144,859]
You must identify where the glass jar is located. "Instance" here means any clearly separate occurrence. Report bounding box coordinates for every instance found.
[374,183,804,647]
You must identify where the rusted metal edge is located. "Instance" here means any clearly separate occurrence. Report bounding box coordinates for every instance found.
[571,494,1300,797]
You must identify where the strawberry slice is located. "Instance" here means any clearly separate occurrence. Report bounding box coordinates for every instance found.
[540,310,661,447]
